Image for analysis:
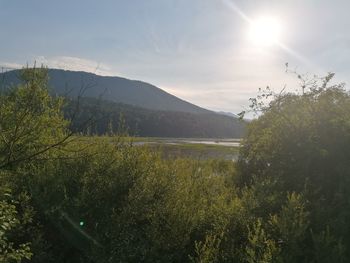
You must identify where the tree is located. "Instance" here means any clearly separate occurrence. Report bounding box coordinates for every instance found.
[0,67,72,262]
[0,67,70,170]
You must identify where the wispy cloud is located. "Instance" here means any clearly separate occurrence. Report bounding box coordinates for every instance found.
[34,56,116,76]
[1,56,117,76]
[0,62,23,70]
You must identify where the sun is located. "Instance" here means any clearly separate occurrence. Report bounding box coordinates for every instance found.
[248,16,282,46]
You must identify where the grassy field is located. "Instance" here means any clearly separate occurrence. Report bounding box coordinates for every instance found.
[130,137,241,160]
[74,136,241,160]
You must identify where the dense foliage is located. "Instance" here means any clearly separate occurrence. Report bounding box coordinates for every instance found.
[1,68,350,262]
[237,73,350,261]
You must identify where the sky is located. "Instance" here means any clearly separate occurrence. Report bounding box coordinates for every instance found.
[1,0,349,114]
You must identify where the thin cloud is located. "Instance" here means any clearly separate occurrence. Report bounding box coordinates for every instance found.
[1,56,118,76]
[0,62,23,71]
[34,56,116,76]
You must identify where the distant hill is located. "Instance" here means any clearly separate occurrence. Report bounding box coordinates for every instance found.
[0,68,245,138]
[0,68,209,114]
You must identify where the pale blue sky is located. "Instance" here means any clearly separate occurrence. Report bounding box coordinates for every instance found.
[1,0,349,113]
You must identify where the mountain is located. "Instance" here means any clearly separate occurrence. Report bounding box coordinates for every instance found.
[0,68,245,138]
[0,69,209,114]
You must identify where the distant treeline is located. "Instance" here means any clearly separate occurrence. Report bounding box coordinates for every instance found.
[64,97,245,138]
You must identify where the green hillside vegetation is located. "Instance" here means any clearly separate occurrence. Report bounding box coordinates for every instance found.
[64,97,245,138]
[1,67,350,262]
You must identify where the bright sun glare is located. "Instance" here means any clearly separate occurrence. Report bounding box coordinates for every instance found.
[248,16,282,46]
